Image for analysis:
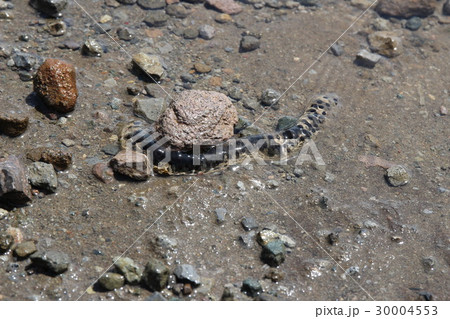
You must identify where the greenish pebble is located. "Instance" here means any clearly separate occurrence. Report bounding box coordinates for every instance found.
[98,273,125,291]
[276,116,297,131]
[241,278,262,297]
[114,256,142,285]
[261,239,286,267]
[141,257,170,291]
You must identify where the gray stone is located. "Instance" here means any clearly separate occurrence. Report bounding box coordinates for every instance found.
[276,116,297,131]
[29,0,67,18]
[62,139,75,147]
[114,256,142,285]
[298,0,320,7]
[11,52,43,71]
[241,216,258,231]
[101,144,120,156]
[145,292,167,301]
[260,88,281,106]
[198,25,215,40]
[241,278,262,297]
[386,165,410,187]
[133,98,166,123]
[214,208,227,225]
[261,239,286,266]
[330,43,344,56]
[27,162,58,193]
[98,273,125,290]
[132,53,165,81]
[30,250,70,274]
[14,241,37,258]
[355,49,381,68]
[117,27,135,41]
[82,38,103,57]
[117,0,137,4]
[228,87,242,100]
[166,4,190,18]
[173,264,201,287]
[405,17,422,31]
[183,27,199,39]
[240,36,260,52]
[144,84,165,98]
[0,156,32,207]
[239,231,255,248]
[138,0,165,10]
[444,0,450,16]
[143,10,168,27]
[154,235,178,250]
[142,257,170,291]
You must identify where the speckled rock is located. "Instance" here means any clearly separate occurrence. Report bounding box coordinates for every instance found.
[142,257,170,291]
[110,150,151,181]
[29,0,67,18]
[375,0,437,19]
[205,0,242,15]
[27,162,58,193]
[368,31,403,58]
[156,90,238,149]
[0,156,32,207]
[98,273,125,291]
[114,256,142,285]
[33,58,78,113]
[132,52,164,81]
[30,250,70,274]
[386,165,410,187]
[0,112,29,137]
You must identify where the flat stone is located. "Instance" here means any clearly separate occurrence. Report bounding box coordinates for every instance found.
[206,0,243,15]
[29,0,67,18]
[142,257,170,291]
[165,3,190,18]
[33,58,78,113]
[110,150,151,181]
[98,273,125,291]
[368,31,403,58]
[0,112,29,137]
[14,241,37,258]
[193,62,211,73]
[117,0,137,4]
[375,0,437,19]
[156,90,238,149]
[114,256,142,285]
[30,250,70,274]
[27,162,58,193]
[143,10,169,27]
[138,0,166,10]
[173,264,201,287]
[145,292,167,301]
[132,52,165,81]
[0,156,32,207]
[183,27,199,39]
[133,98,166,123]
[355,49,381,68]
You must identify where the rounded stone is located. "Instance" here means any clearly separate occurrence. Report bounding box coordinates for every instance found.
[33,58,78,113]
[0,112,29,137]
[98,273,125,291]
[405,17,422,31]
[156,90,238,149]
[14,241,37,258]
[260,88,281,106]
[144,10,168,27]
[138,0,165,10]
[240,36,260,52]
[386,165,410,187]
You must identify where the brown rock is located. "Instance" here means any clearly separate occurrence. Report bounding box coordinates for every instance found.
[368,31,403,58]
[193,63,211,73]
[110,150,151,181]
[33,58,78,113]
[0,112,29,137]
[26,147,72,171]
[92,162,114,184]
[206,0,243,15]
[375,0,437,18]
[14,241,37,258]
[0,156,32,207]
[156,90,238,149]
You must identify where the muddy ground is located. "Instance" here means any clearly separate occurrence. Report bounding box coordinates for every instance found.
[0,0,448,300]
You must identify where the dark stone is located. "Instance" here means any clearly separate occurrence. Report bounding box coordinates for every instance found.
[143,10,169,27]
[142,257,170,291]
[29,0,67,18]
[0,233,14,253]
[0,113,29,137]
[405,17,422,31]
[183,27,199,39]
[98,273,125,290]
[261,239,286,266]
[30,250,70,274]
[138,0,165,10]
[173,264,201,287]
[239,36,260,52]
[0,156,32,207]
[117,27,135,41]
[241,216,258,231]
[276,116,297,131]
[330,43,344,56]
[166,4,190,18]
[444,0,450,15]
[117,0,137,4]
[375,0,437,19]
[241,278,262,297]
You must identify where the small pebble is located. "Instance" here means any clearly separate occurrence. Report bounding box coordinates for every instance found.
[386,165,410,187]
[98,273,125,291]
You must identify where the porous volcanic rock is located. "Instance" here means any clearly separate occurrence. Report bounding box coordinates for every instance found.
[156,90,238,149]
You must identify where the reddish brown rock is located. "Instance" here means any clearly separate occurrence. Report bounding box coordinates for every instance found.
[156,90,238,149]
[0,156,32,207]
[110,150,151,181]
[205,0,243,15]
[375,0,437,18]
[92,162,114,184]
[0,112,29,137]
[33,58,78,113]
[26,147,72,171]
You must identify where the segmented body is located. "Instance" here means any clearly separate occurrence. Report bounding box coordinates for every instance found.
[119,93,340,175]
